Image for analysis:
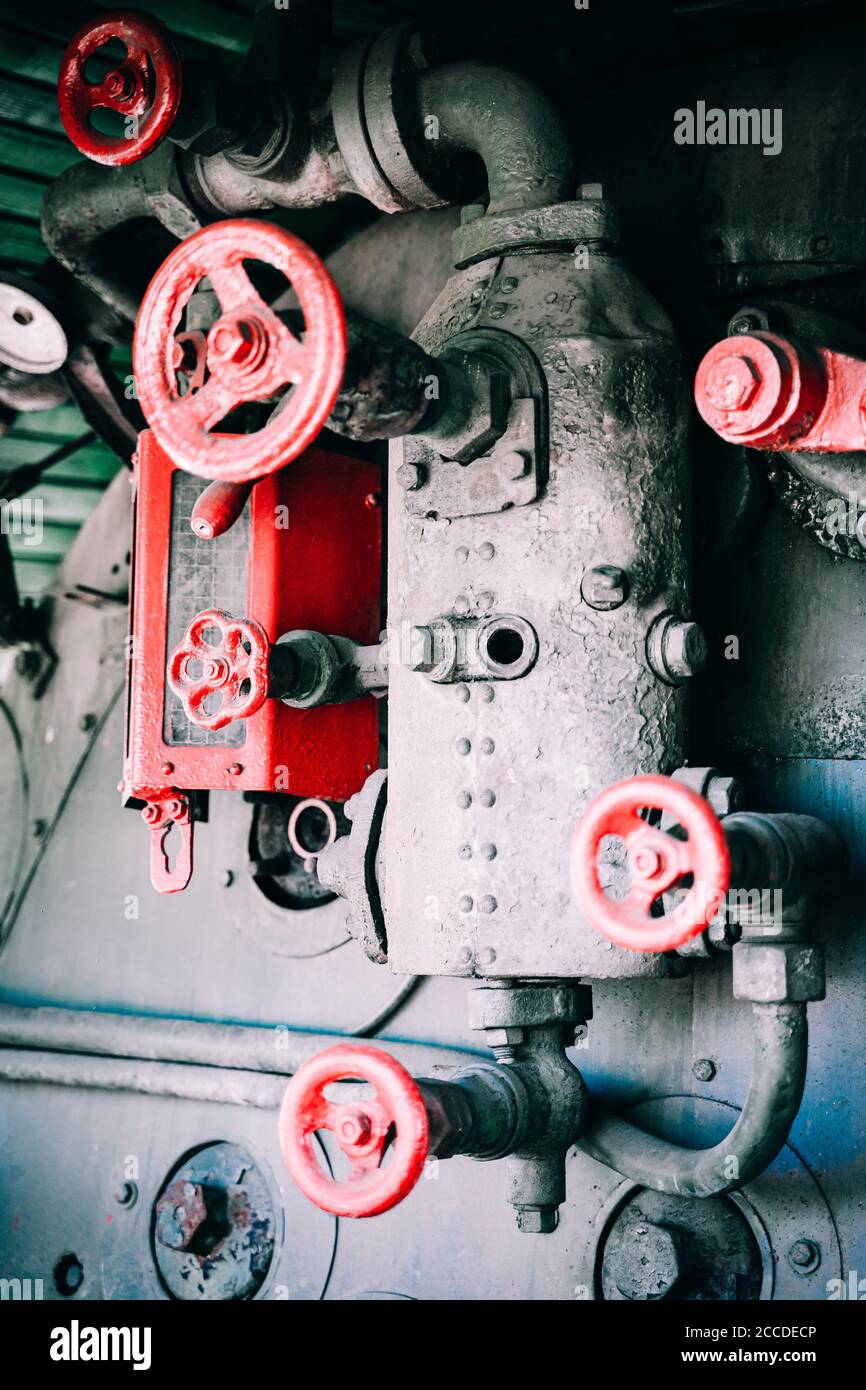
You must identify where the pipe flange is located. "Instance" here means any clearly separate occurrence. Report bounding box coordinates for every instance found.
[363,24,480,212]
[331,24,479,214]
[453,198,619,267]
[331,34,409,213]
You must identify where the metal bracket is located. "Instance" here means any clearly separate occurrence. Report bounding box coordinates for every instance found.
[404,397,541,519]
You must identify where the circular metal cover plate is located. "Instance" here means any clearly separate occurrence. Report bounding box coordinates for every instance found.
[0,282,68,374]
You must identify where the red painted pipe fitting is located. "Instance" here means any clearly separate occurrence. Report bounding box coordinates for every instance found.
[57,10,182,166]
[570,775,731,953]
[279,1045,430,1218]
[695,330,866,452]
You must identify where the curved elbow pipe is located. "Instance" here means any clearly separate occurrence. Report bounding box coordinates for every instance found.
[415,61,574,214]
[578,1003,808,1197]
[41,160,177,322]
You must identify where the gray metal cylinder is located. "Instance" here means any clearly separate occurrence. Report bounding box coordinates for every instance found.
[386,215,692,979]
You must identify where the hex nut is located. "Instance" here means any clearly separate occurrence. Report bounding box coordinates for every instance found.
[705,773,745,817]
[485,1027,526,1048]
[581,565,629,612]
[647,612,708,684]
[515,1206,559,1234]
[665,620,708,679]
[733,942,826,1003]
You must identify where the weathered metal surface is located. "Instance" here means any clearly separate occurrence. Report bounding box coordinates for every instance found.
[387,239,691,979]
[4,6,866,1294]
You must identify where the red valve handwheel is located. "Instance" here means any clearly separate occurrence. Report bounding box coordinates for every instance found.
[166,608,270,732]
[570,775,731,953]
[133,220,347,484]
[58,11,182,167]
[279,1045,430,1219]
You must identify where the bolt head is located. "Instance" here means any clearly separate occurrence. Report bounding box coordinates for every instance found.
[516,1206,559,1234]
[703,353,760,412]
[788,1239,821,1273]
[664,620,708,679]
[581,564,629,611]
[692,1058,716,1083]
[208,316,263,369]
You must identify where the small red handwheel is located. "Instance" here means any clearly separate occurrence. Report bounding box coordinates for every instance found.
[58,10,182,167]
[167,608,270,732]
[133,220,347,483]
[570,775,731,953]
[279,1045,430,1219]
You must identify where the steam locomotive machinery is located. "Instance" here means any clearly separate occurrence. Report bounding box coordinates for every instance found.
[0,2,858,1304]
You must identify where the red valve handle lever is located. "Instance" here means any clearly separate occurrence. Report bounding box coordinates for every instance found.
[695,331,866,452]
[133,219,347,484]
[570,775,731,953]
[58,10,182,167]
[279,1045,430,1218]
[167,608,270,732]
[190,480,254,539]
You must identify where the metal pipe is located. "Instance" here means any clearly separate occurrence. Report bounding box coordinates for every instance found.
[0,1048,286,1108]
[40,162,158,321]
[415,61,574,214]
[0,1002,480,1079]
[578,1003,808,1196]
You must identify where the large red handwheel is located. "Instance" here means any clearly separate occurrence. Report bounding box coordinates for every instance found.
[166,608,270,732]
[279,1045,430,1219]
[58,11,182,167]
[570,775,731,953]
[133,220,347,483]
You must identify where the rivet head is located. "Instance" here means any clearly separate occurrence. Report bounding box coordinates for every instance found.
[480,686,495,703]
[480,842,497,860]
[478,947,497,968]
[457,790,472,809]
[456,737,471,756]
[458,843,473,860]
[479,542,495,560]
[459,895,474,913]
[454,594,470,615]
[480,738,495,755]
[479,895,497,914]
[477,591,495,612]
[456,684,471,703]
[480,789,496,807]
[455,545,470,562]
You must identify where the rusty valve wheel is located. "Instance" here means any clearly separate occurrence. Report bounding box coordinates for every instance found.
[133,220,347,483]
[570,775,731,953]
[57,10,182,167]
[279,1045,430,1219]
[167,608,270,732]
